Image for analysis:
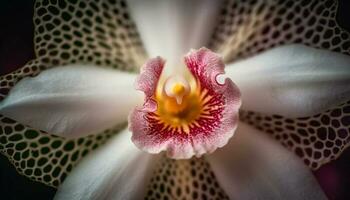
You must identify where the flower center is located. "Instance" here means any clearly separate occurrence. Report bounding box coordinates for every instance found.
[155,75,207,134]
[129,48,241,159]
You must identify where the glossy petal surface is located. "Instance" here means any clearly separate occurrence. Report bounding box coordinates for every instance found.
[1,65,141,138]
[208,122,327,200]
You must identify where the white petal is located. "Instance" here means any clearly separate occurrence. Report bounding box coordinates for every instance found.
[226,44,350,117]
[207,122,327,200]
[0,65,142,138]
[127,0,223,67]
[54,129,158,200]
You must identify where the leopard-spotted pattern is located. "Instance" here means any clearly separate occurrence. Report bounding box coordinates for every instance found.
[0,114,126,187]
[240,100,350,170]
[145,156,229,200]
[210,0,350,62]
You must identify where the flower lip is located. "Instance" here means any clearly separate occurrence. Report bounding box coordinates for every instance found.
[129,47,241,159]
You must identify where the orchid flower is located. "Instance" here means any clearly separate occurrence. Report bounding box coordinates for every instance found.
[0,0,350,199]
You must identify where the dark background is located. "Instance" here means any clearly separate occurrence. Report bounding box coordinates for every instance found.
[0,0,349,199]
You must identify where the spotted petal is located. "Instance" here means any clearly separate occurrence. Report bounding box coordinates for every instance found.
[240,100,350,170]
[0,114,123,187]
[207,122,327,200]
[144,156,230,199]
[33,0,146,70]
[209,0,350,63]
